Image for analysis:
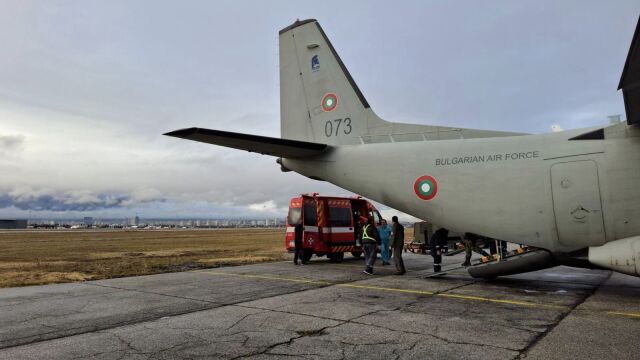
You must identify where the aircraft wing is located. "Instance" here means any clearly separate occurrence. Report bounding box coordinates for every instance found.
[619,15,640,125]
[164,127,329,158]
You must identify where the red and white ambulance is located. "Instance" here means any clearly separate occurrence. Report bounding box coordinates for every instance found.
[285,193,382,262]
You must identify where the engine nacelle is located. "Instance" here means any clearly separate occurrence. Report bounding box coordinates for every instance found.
[589,236,640,276]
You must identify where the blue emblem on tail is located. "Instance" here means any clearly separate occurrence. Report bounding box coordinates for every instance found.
[311,55,320,72]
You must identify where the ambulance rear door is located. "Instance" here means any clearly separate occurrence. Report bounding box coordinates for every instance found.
[285,197,302,251]
[302,196,319,249]
[327,198,354,246]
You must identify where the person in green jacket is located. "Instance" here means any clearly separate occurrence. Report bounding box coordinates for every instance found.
[360,216,380,275]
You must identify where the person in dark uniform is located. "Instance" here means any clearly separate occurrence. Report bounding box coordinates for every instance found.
[430,228,449,272]
[353,211,362,247]
[293,223,306,265]
[390,216,406,275]
[462,233,490,267]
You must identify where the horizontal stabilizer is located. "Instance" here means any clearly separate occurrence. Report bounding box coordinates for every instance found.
[164,128,329,158]
[619,15,640,125]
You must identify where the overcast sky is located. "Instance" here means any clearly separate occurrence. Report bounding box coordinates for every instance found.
[0,1,638,220]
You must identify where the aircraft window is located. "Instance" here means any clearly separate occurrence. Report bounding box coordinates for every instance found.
[329,207,352,227]
[304,203,317,226]
[287,208,301,225]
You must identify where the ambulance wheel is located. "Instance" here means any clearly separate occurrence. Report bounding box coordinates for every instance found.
[351,251,362,258]
[302,250,313,262]
[328,252,344,263]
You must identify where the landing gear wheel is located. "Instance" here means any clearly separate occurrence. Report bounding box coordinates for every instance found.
[302,250,313,263]
[351,251,362,258]
[328,252,344,263]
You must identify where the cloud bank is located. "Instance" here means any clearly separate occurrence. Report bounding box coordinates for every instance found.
[0,1,637,221]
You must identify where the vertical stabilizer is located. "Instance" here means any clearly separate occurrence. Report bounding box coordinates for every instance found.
[279,19,386,145]
[619,16,640,125]
[278,19,524,145]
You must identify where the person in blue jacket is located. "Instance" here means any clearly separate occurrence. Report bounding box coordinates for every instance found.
[378,218,392,265]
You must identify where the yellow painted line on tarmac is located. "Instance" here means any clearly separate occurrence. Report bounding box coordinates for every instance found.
[205,271,331,285]
[337,283,436,296]
[336,284,564,309]
[202,271,634,316]
[203,271,555,309]
[327,263,425,273]
[606,311,640,318]
[435,293,568,310]
[332,264,406,272]
[333,264,367,269]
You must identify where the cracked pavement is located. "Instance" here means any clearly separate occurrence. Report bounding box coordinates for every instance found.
[0,252,639,359]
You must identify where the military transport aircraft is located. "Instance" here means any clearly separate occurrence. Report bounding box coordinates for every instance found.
[166,17,640,278]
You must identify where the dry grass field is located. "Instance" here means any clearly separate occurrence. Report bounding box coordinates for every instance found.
[0,227,415,288]
[0,229,286,288]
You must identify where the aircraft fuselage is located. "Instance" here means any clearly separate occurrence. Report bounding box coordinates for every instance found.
[283,122,640,253]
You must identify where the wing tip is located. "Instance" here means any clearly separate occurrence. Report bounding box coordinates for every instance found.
[164,127,199,138]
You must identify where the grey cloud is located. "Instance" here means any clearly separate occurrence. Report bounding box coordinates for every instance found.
[0,187,165,212]
[0,134,25,153]
[0,1,637,219]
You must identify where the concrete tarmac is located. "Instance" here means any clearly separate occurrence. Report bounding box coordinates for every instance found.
[0,252,639,359]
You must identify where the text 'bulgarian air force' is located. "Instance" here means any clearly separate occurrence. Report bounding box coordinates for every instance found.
[435,151,540,166]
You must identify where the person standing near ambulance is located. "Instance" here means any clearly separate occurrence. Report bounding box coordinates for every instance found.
[293,223,306,265]
[390,216,406,275]
[378,219,392,265]
[360,216,380,275]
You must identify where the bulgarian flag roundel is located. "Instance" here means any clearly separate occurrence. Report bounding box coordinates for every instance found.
[414,175,438,201]
[322,93,338,112]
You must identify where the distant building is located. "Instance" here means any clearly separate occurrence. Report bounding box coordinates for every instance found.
[0,219,28,229]
[129,216,140,227]
[83,217,94,228]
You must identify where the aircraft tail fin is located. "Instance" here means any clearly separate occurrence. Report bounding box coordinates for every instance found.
[164,128,329,158]
[279,19,524,145]
[619,15,640,126]
[279,19,379,145]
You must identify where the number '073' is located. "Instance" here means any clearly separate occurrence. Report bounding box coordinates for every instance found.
[324,118,352,137]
